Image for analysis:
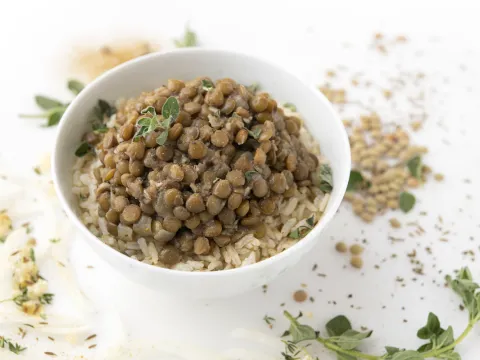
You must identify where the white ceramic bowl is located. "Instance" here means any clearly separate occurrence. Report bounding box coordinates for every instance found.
[52,49,350,298]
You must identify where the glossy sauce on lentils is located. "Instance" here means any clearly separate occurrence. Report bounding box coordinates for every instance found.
[85,77,320,266]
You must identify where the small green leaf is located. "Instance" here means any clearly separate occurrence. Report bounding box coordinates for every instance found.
[399,192,415,213]
[162,97,180,122]
[141,106,156,116]
[288,226,311,239]
[75,142,91,157]
[330,329,373,350]
[407,155,422,180]
[283,103,297,112]
[247,128,262,139]
[35,95,64,110]
[29,248,36,262]
[201,79,214,91]
[417,312,441,339]
[133,126,149,141]
[47,108,65,127]
[137,117,151,127]
[97,99,116,117]
[245,170,259,182]
[306,215,315,227]
[347,170,366,191]
[417,342,433,352]
[284,311,317,344]
[246,82,260,93]
[436,326,454,348]
[156,131,169,146]
[92,122,108,134]
[390,351,423,360]
[50,238,61,243]
[317,164,333,193]
[67,79,85,95]
[385,346,401,355]
[326,315,352,337]
[174,27,198,47]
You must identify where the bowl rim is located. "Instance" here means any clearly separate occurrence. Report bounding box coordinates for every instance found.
[52,47,351,278]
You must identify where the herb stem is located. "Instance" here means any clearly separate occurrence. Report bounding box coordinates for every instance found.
[421,320,475,358]
[18,114,48,118]
[316,337,381,360]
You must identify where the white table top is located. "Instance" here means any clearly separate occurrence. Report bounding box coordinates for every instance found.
[1,1,479,359]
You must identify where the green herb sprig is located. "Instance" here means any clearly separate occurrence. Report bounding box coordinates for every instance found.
[174,27,198,47]
[281,267,480,360]
[133,97,180,146]
[0,336,26,355]
[19,79,85,127]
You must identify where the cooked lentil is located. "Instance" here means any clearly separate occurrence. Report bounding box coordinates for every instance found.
[73,77,331,270]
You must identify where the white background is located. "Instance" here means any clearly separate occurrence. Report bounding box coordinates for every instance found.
[1,1,480,359]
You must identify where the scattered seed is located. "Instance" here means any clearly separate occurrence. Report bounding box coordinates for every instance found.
[44,352,57,357]
[350,244,364,255]
[350,256,364,269]
[389,218,402,228]
[293,289,308,303]
[85,334,97,341]
[335,241,348,253]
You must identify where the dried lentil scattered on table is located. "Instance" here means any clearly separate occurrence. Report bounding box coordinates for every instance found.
[293,289,308,303]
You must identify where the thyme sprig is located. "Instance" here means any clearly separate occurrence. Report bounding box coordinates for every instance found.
[282,267,480,360]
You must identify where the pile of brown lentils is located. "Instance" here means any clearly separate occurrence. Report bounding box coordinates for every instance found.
[83,77,322,266]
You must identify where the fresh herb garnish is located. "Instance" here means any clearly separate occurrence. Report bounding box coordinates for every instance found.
[246,82,260,93]
[201,79,214,91]
[34,96,63,110]
[280,267,480,360]
[245,170,259,182]
[29,248,35,262]
[288,215,315,239]
[283,103,297,112]
[399,191,416,213]
[91,99,115,133]
[74,142,91,157]
[347,170,370,191]
[247,128,262,139]
[19,79,85,127]
[33,166,42,175]
[67,79,85,95]
[407,155,422,180]
[174,27,198,47]
[39,293,54,305]
[49,238,61,244]
[133,98,179,146]
[0,336,26,355]
[316,164,333,193]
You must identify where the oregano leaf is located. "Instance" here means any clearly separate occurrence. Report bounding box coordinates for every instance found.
[326,315,352,337]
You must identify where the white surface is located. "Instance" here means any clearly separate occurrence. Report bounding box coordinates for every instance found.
[53,48,350,299]
[1,1,480,359]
